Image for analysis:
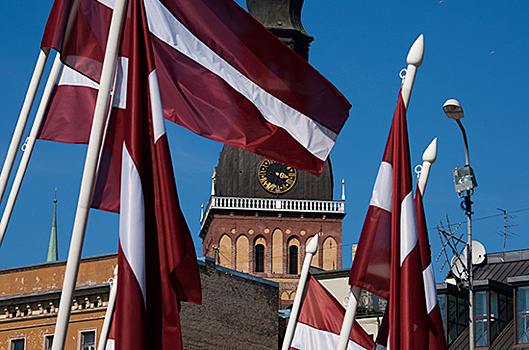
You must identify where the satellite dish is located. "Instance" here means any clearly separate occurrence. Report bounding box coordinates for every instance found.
[472,241,486,265]
[449,241,486,280]
[450,255,468,280]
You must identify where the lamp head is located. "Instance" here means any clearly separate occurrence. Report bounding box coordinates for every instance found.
[443,99,464,120]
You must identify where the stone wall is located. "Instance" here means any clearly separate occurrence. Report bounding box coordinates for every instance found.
[181,258,279,349]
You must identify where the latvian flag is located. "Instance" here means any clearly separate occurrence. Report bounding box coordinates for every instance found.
[348,91,430,349]
[39,0,351,176]
[96,0,201,348]
[291,275,374,350]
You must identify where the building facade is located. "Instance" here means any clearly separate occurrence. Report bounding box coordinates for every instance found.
[0,254,115,350]
[311,248,529,349]
[439,249,529,350]
[0,254,280,350]
[200,145,345,308]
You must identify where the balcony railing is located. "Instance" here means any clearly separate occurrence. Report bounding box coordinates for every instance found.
[200,196,344,227]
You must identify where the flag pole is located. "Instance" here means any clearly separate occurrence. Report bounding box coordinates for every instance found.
[51,0,129,348]
[97,265,118,350]
[0,53,62,248]
[281,235,319,350]
[0,49,49,203]
[336,286,362,350]
[337,34,424,350]
[417,138,437,196]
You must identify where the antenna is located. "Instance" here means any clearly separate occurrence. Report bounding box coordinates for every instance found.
[496,208,518,253]
[436,214,486,282]
[436,214,465,275]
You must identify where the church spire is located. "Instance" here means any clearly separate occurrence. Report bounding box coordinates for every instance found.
[46,188,58,262]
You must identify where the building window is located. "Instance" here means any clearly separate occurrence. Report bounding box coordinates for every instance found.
[44,335,53,350]
[254,244,264,273]
[474,289,512,347]
[437,291,468,346]
[448,294,468,345]
[80,330,96,350]
[475,291,488,347]
[10,338,24,350]
[518,286,529,343]
[288,245,298,274]
[490,291,510,342]
[438,294,446,333]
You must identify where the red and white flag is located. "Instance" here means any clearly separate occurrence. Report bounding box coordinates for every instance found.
[40,0,112,82]
[291,275,374,350]
[415,189,448,349]
[39,0,351,175]
[348,91,429,349]
[97,0,201,348]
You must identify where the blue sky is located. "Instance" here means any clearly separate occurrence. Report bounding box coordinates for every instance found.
[0,0,528,283]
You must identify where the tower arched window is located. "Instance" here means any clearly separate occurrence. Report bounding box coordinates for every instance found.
[288,245,299,275]
[255,244,265,273]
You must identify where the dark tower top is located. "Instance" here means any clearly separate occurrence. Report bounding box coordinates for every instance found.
[214,145,333,200]
[246,0,314,60]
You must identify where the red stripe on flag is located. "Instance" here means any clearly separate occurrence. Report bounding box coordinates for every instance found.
[349,205,391,299]
[115,244,147,349]
[399,244,428,348]
[154,134,201,304]
[39,84,96,144]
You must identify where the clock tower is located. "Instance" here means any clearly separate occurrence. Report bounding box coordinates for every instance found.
[199,0,345,308]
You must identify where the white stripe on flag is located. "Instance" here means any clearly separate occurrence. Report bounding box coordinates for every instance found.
[57,64,99,88]
[105,339,115,350]
[148,70,166,143]
[400,192,418,266]
[423,262,437,314]
[369,161,393,212]
[57,57,129,110]
[143,0,337,161]
[96,0,114,9]
[119,144,147,306]
[291,323,368,350]
[112,57,129,109]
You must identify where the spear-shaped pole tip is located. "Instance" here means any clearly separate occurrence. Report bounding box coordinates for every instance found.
[407,34,424,67]
[422,137,438,164]
[306,235,319,255]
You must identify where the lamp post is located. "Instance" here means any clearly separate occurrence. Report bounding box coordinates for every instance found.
[443,99,478,350]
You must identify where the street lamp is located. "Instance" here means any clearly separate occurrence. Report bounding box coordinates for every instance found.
[443,98,478,350]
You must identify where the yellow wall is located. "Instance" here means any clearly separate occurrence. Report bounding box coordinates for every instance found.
[235,235,249,273]
[271,229,283,274]
[218,234,232,268]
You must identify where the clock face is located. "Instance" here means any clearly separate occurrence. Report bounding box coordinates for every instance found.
[258,159,297,194]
